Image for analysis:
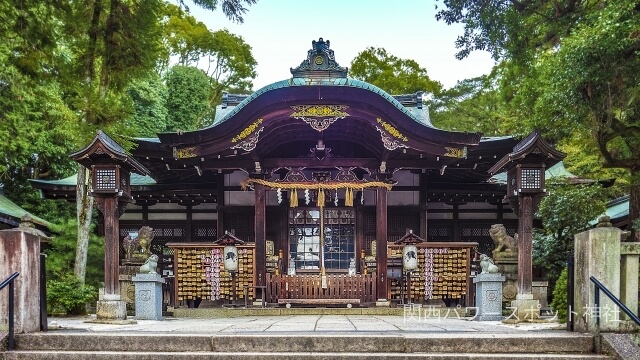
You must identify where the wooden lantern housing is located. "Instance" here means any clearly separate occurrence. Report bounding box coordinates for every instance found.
[506,164,546,197]
[71,130,150,200]
[91,165,131,197]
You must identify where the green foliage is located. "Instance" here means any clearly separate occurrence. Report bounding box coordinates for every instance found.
[179,0,257,23]
[46,275,97,315]
[164,65,214,130]
[430,68,515,135]
[350,47,442,95]
[550,268,569,323]
[437,0,640,232]
[533,179,606,291]
[46,218,104,289]
[125,74,169,137]
[163,5,257,99]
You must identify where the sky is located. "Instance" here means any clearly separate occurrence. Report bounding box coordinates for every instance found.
[192,0,497,91]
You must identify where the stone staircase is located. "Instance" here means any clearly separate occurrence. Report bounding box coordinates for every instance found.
[2,332,611,359]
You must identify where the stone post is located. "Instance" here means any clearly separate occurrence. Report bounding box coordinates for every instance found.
[620,243,640,322]
[132,273,165,320]
[573,227,622,332]
[473,273,505,321]
[0,228,41,333]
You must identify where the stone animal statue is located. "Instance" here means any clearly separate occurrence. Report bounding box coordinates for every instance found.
[489,224,518,253]
[124,226,155,261]
[479,254,500,274]
[139,254,159,274]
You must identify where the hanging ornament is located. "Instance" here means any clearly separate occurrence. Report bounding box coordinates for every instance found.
[290,189,298,207]
[361,190,364,205]
[305,189,310,205]
[317,189,325,207]
[276,188,282,204]
[334,190,339,206]
[345,188,353,206]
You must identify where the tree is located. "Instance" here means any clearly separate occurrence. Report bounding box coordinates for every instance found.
[63,0,259,283]
[1,0,259,291]
[350,47,442,95]
[436,0,640,239]
[164,65,213,131]
[125,74,169,137]
[177,0,257,23]
[164,5,257,110]
[533,179,607,291]
[429,68,515,135]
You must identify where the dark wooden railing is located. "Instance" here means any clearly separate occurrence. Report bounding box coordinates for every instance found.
[1,272,20,351]
[266,273,376,303]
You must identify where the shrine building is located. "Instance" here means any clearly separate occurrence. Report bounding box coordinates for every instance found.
[32,38,565,309]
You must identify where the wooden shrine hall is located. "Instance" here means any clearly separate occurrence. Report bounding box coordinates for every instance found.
[32,38,565,310]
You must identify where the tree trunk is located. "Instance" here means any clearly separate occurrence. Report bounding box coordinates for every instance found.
[630,170,640,241]
[75,164,94,283]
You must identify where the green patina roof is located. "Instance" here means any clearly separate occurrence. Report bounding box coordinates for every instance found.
[211,78,434,127]
[604,196,629,220]
[490,161,574,184]
[589,195,629,226]
[32,173,156,187]
[0,194,51,228]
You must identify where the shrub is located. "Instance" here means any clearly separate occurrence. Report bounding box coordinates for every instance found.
[47,276,97,315]
[550,268,568,323]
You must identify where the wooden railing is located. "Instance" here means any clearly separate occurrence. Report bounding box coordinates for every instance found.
[266,274,376,303]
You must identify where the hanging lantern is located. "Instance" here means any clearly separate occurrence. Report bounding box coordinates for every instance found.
[403,244,418,271]
[223,245,238,272]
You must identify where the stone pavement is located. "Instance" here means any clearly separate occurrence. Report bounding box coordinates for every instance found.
[47,315,567,335]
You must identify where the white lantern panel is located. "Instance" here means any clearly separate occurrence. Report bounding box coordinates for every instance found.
[403,245,418,270]
[223,245,238,271]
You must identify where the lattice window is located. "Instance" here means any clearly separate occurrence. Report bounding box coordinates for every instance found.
[223,210,254,242]
[521,168,542,189]
[288,208,355,271]
[389,212,420,234]
[193,224,217,243]
[363,211,376,234]
[427,225,451,241]
[94,168,116,190]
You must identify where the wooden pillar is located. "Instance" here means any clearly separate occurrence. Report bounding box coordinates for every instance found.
[255,183,267,286]
[216,173,225,241]
[452,204,461,242]
[517,196,533,294]
[185,205,193,242]
[97,197,121,297]
[376,187,388,300]
[419,173,427,238]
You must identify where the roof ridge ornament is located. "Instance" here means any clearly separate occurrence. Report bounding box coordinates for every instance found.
[290,38,348,79]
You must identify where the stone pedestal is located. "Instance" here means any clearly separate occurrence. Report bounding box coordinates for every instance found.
[492,252,518,303]
[132,273,165,320]
[620,243,640,322]
[473,273,505,321]
[376,299,390,307]
[0,229,41,333]
[510,293,540,321]
[96,293,127,320]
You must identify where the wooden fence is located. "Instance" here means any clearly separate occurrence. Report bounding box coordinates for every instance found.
[265,273,376,303]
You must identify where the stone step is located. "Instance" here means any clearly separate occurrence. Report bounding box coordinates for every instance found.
[11,332,598,354]
[1,351,613,360]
